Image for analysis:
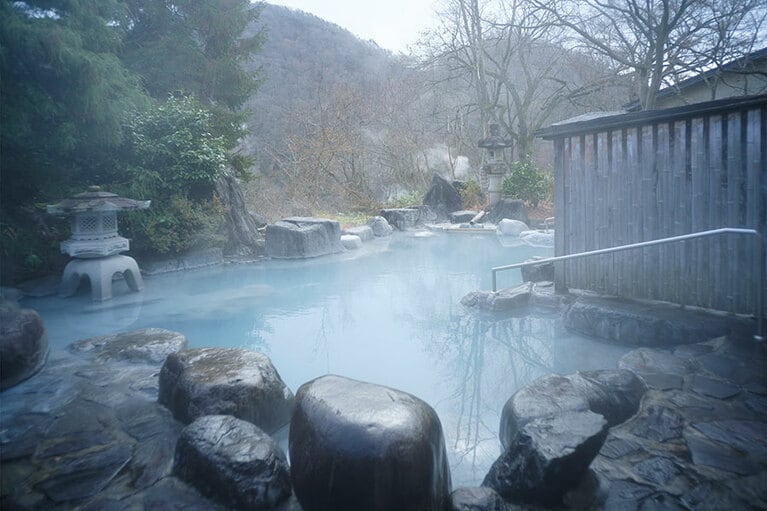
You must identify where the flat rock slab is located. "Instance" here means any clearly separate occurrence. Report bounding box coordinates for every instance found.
[563,297,744,346]
[265,217,342,259]
[289,375,451,511]
[450,486,507,510]
[69,328,187,364]
[158,348,294,432]
[174,415,291,510]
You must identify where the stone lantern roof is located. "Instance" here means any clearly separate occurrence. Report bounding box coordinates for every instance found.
[46,186,150,215]
[478,123,512,150]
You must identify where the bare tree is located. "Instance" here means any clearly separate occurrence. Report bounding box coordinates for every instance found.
[531,0,767,110]
[419,0,618,160]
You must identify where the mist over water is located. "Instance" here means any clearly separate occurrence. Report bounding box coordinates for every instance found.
[25,232,631,485]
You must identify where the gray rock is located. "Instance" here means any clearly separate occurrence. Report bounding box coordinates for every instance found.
[449,210,480,224]
[520,256,554,282]
[38,441,135,503]
[69,328,187,365]
[499,370,645,449]
[496,219,529,236]
[158,348,294,432]
[461,284,531,313]
[380,207,421,230]
[367,215,394,236]
[0,307,48,390]
[174,415,291,510]
[266,217,342,259]
[483,410,608,506]
[289,375,451,511]
[423,174,463,219]
[486,199,528,224]
[688,374,740,399]
[519,230,554,247]
[342,225,373,241]
[618,348,694,376]
[564,297,735,346]
[340,234,362,250]
[450,486,507,510]
[628,404,685,442]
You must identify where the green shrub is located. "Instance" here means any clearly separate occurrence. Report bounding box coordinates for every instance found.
[458,178,484,209]
[501,160,553,207]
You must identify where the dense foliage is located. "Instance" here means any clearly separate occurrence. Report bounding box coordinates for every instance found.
[0,0,261,284]
[501,160,553,208]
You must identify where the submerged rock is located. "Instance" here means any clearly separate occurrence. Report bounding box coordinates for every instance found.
[158,348,294,433]
[0,307,48,390]
[289,375,452,511]
[265,217,342,259]
[69,328,187,365]
[174,415,291,510]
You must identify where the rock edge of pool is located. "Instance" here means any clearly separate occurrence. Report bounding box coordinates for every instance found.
[1,293,765,510]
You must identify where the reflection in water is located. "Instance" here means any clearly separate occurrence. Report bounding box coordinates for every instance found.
[24,233,629,486]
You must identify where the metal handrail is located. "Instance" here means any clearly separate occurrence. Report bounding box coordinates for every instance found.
[491,227,764,340]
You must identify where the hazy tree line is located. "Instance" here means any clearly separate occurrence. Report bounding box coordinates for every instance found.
[1,0,764,284]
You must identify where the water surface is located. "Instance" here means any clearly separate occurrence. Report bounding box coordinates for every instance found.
[25,232,631,485]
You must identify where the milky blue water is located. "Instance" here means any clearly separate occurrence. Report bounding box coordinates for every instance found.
[24,231,631,486]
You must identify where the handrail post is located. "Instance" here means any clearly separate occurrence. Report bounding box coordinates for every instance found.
[757,232,765,341]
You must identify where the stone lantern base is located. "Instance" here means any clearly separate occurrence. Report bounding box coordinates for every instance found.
[59,255,143,302]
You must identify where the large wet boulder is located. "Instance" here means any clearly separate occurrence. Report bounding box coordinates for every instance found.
[367,215,394,237]
[158,348,294,433]
[423,174,463,219]
[0,306,48,390]
[500,370,646,448]
[483,410,608,506]
[174,415,291,510]
[289,375,451,511]
[69,328,187,365]
[265,217,342,259]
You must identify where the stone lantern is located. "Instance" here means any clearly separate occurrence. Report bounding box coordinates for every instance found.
[478,123,512,206]
[47,186,150,301]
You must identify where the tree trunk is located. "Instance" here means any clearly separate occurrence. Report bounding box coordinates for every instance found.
[214,171,264,258]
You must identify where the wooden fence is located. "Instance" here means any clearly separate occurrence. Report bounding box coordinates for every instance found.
[536,94,766,316]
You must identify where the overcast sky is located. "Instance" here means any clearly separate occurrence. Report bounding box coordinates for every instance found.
[265,0,440,54]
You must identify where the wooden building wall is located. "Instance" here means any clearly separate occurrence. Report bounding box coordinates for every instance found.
[539,95,766,316]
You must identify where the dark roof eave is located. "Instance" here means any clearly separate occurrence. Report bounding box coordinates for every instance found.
[536,94,767,140]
